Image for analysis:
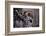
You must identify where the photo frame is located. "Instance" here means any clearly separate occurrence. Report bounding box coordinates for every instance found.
[5,0,45,36]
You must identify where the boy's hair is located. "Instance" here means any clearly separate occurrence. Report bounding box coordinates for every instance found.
[24,11,27,14]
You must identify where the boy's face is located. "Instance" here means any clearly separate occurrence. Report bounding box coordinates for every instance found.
[25,13,28,16]
[25,12,32,17]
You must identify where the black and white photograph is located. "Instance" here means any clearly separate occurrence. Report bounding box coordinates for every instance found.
[10,4,43,32]
[13,8,39,28]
